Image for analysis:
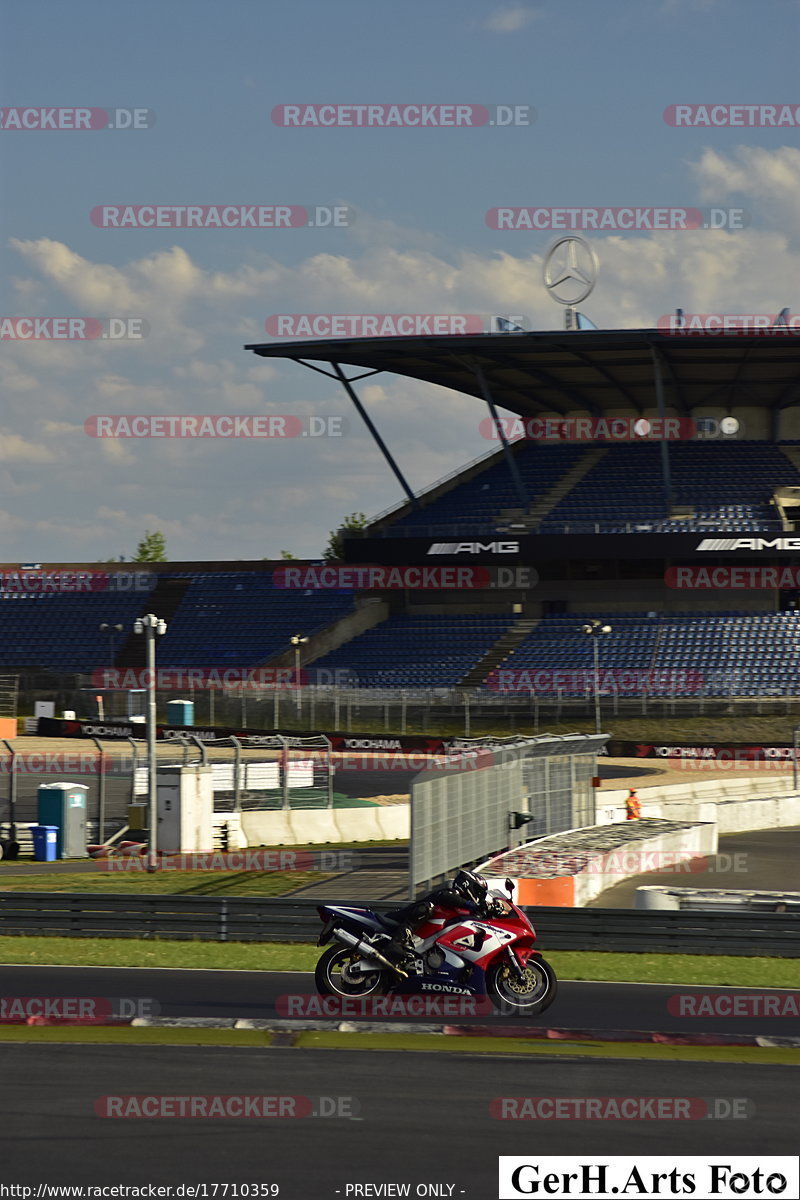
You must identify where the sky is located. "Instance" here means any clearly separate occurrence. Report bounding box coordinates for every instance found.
[1,0,798,562]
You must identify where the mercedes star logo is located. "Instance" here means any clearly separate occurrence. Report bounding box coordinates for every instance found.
[543,236,599,306]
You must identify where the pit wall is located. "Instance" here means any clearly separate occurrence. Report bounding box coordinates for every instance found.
[595,775,800,833]
[240,805,409,846]
[482,820,716,908]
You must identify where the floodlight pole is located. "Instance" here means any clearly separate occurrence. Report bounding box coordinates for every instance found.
[290,634,309,716]
[582,620,612,735]
[134,614,166,872]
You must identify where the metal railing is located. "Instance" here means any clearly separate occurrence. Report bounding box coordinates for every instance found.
[359,518,792,537]
[0,892,796,955]
[0,675,19,718]
[0,734,335,829]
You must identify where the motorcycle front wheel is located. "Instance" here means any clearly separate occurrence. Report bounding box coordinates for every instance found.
[315,945,388,998]
[486,955,557,1016]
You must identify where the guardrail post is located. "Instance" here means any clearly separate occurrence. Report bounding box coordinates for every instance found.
[188,734,207,765]
[219,898,228,942]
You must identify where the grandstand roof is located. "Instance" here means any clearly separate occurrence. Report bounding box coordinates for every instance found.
[245,329,800,418]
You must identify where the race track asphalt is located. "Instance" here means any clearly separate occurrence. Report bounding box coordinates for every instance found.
[1,966,798,1037]
[1,1045,797,1188]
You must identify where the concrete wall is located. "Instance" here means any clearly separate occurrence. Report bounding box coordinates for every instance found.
[241,804,409,846]
[595,776,800,833]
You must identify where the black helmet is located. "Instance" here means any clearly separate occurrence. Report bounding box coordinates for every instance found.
[452,869,488,906]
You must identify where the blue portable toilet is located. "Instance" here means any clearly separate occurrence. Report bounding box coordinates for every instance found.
[32,825,58,862]
[167,699,194,727]
[37,783,89,858]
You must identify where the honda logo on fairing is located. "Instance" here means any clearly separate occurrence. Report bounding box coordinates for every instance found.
[420,983,471,993]
[426,541,520,555]
[696,537,800,551]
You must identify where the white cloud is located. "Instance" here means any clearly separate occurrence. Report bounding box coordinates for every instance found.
[485,6,540,32]
[5,147,800,559]
[0,429,56,464]
[690,145,800,228]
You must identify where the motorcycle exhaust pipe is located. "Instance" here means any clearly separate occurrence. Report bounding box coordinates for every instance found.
[334,927,408,978]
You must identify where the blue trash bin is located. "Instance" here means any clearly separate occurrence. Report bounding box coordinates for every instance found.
[32,825,58,862]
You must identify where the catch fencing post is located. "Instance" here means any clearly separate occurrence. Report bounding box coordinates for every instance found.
[126,736,139,806]
[323,735,334,808]
[230,735,242,810]
[281,736,290,811]
[89,736,107,844]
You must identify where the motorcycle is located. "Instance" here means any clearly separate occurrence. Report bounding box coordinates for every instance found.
[315,876,557,1016]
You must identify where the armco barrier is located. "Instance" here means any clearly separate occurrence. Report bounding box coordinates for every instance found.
[0,892,797,955]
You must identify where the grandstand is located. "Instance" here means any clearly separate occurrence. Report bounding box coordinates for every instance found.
[2,328,800,713]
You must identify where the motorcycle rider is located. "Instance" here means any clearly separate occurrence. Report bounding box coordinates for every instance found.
[382,868,495,963]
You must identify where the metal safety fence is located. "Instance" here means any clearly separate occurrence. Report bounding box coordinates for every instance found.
[12,673,800,739]
[0,892,796,955]
[409,734,606,897]
[0,735,334,833]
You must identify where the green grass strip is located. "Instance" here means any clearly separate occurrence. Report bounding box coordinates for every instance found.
[295,1030,800,1065]
[0,937,798,987]
[0,1025,796,1064]
[0,871,326,896]
[0,936,314,971]
[545,952,800,988]
[0,1025,272,1046]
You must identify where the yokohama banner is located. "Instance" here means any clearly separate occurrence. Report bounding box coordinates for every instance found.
[605,740,795,761]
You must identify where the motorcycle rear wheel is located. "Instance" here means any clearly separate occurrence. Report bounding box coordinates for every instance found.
[315,945,388,998]
[486,956,557,1016]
